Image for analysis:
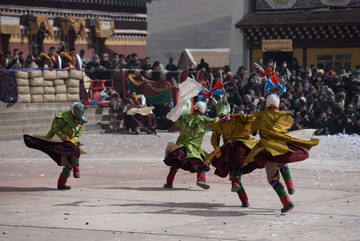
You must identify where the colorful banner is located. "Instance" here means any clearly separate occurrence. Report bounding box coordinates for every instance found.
[127,74,171,105]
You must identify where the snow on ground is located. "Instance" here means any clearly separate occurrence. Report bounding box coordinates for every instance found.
[1,132,359,166]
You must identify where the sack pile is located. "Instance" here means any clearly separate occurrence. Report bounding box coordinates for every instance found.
[16,70,83,103]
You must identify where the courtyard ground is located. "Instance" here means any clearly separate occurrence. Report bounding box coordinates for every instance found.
[0,132,359,241]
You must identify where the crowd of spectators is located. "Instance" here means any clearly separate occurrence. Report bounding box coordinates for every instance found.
[208,58,360,136]
[1,46,359,135]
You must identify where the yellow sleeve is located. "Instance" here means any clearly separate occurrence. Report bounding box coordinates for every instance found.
[211,129,221,149]
[251,117,261,136]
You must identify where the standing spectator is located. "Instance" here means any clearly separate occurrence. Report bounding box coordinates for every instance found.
[112,53,120,67]
[188,63,195,72]
[18,52,25,68]
[97,52,113,79]
[196,58,210,73]
[69,48,82,70]
[152,61,161,71]
[79,49,89,69]
[165,57,177,71]
[112,54,128,96]
[289,57,301,76]
[48,47,62,69]
[142,57,151,70]
[128,53,141,69]
[6,51,22,69]
[85,54,100,79]
[24,55,39,69]
[234,66,248,90]
[278,61,291,80]
[4,51,11,67]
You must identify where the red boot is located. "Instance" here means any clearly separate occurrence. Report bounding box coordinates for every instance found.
[164,168,177,188]
[196,169,210,190]
[73,165,80,178]
[280,195,295,213]
[57,176,71,190]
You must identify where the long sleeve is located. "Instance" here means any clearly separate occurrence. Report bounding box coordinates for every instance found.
[72,125,83,142]
[51,117,68,141]
[211,130,221,149]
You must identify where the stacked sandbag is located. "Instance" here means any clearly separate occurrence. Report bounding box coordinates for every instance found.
[29,70,44,103]
[83,71,91,89]
[65,70,81,102]
[43,70,56,102]
[56,70,68,79]
[16,69,86,103]
[54,78,67,102]
[15,70,31,103]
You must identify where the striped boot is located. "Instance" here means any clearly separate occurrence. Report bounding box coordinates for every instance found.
[164,168,177,188]
[196,168,210,190]
[231,167,243,192]
[280,166,295,195]
[57,166,72,190]
[71,157,80,178]
[270,180,294,213]
[237,185,250,207]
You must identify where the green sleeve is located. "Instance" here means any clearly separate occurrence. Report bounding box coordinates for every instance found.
[51,117,67,141]
[72,126,83,142]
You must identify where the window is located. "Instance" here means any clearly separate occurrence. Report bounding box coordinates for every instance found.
[316,54,351,72]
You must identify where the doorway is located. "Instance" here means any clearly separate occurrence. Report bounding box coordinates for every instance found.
[263,52,293,66]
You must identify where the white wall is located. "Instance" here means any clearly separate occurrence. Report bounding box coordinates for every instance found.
[229,0,250,72]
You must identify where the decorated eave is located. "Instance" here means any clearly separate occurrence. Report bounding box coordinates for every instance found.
[236,10,360,41]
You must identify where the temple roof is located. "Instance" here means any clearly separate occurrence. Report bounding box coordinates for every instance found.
[236,10,360,29]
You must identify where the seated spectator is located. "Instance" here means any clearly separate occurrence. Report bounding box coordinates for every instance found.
[340,104,360,134]
[124,91,157,134]
[107,88,123,113]
[350,91,360,111]
[153,103,173,130]
[293,104,315,130]
[324,106,338,134]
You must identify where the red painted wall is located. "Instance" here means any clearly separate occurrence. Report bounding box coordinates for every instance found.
[105,45,148,60]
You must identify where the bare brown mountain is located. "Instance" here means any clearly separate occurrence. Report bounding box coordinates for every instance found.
[147,0,233,66]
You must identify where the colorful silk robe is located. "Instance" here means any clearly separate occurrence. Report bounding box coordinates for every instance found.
[245,109,319,163]
[211,113,258,150]
[45,111,83,143]
[175,114,219,160]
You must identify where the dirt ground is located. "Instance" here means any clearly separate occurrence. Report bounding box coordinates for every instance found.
[0,132,359,241]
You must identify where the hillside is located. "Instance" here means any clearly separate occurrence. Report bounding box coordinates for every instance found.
[147,0,233,65]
